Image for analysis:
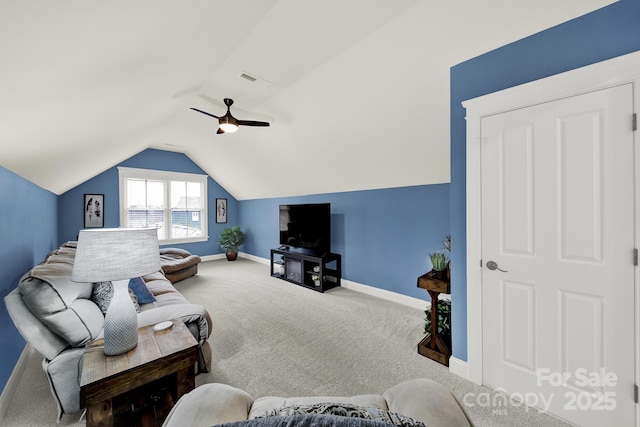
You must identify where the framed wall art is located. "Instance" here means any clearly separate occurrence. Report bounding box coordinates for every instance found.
[84,194,104,228]
[216,198,227,224]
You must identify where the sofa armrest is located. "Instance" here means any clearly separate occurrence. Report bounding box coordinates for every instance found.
[382,378,473,427]
[162,383,253,427]
[136,303,212,343]
[5,288,69,361]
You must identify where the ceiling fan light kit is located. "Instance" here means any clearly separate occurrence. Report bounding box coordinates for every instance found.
[219,118,239,133]
[219,123,238,133]
[191,98,269,135]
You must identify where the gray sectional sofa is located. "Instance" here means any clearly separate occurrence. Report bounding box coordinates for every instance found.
[4,241,212,421]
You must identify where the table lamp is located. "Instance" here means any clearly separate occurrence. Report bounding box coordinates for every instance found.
[72,227,160,355]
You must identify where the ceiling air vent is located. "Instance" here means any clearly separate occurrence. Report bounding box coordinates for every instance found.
[239,71,273,89]
[240,73,257,82]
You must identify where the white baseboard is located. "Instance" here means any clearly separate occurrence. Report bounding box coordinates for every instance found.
[238,252,269,264]
[0,344,30,424]
[340,279,427,311]
[200,253,226,262]
[448,356,469,380]
[200,252,261,263]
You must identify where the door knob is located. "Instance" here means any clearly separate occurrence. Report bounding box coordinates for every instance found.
[486,261,508,272]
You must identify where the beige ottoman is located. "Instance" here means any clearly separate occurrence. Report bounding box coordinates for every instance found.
[160,248,201,283]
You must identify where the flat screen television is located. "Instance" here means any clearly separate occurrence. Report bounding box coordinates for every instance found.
[279,203,331,255]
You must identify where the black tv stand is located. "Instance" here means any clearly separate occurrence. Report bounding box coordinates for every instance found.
[270,248,341,293]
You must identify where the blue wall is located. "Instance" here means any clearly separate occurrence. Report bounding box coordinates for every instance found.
[0,167,58,395]
[58,148,238,255]
[240,184,450,301]
[449,0,640,361]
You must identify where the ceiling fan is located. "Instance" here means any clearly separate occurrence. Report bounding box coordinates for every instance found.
[191,98,270,134]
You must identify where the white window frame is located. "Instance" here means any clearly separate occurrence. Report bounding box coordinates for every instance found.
[118,167,208,245]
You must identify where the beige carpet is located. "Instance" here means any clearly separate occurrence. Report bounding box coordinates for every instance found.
[0,258,571,426]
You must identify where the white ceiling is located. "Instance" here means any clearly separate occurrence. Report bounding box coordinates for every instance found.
[0,0,615,199]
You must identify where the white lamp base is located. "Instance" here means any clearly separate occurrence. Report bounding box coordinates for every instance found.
[103,279,138,356]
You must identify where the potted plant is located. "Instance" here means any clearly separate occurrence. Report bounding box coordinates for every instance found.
[429,234,451,280]
[424,299,452,348]
[219,226,245,261]
[429,252,448,279]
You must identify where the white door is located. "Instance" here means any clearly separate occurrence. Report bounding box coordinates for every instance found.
[481,84,635,426]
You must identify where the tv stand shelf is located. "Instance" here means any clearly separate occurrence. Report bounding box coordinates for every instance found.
[270,248,341,293]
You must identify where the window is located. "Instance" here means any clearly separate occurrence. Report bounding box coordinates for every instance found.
[118,167,208,244]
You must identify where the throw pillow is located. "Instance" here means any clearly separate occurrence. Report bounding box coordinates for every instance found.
[256,403,425,427]
[92,281,141,315]
[128,276,156,304]
[217,414,396,427]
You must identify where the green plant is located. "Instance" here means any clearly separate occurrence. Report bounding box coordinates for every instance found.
[425,299,451,345]
[219,226,245,252]
[428,234,451,273]
[429,252,448,271]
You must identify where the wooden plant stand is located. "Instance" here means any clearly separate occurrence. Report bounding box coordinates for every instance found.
[417,271,451,366]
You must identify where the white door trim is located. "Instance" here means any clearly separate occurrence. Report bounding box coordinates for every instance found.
[462,50,640,405]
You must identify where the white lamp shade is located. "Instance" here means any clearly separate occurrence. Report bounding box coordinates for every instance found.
[72,228,160,283]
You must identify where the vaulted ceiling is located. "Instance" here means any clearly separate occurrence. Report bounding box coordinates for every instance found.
[0,0,615,200]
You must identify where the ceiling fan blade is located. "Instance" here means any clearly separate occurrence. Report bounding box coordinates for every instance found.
[238,120,270,127]
[190,108,220,119]
[199,94,276,123]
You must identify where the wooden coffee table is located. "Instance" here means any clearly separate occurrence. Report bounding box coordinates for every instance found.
[80,318,198,426]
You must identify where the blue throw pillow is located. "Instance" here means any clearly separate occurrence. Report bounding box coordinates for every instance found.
[128,277,156,304]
